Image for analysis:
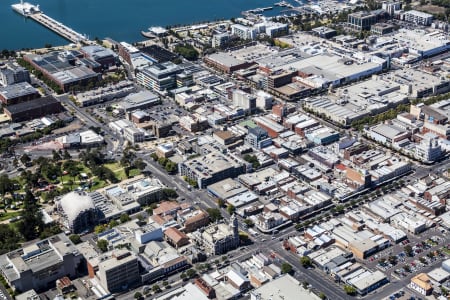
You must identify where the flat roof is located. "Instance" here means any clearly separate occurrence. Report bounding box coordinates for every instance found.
[4,95,59,114]
[251,274,321,300]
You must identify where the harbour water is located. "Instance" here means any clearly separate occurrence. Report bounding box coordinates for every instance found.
[1,0,292,50]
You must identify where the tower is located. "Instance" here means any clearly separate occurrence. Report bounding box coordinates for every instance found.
[230,214,239,243]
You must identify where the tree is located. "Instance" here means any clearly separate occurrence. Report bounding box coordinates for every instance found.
[97,239,109,252]
[69,234,82,245]
[226,204,235,215]
[20,154,31,165]
[404,245,413,256]
[95,224,107,234]
[206,208,222,222]
[120,213,131,223]
[17,190,44,241]
[243,219,254,227]
[0,224,20,255]
[164,161,177,173]
[52,150,61,162]
[174,44,199,61]
[152,284,161,293]
[162,188,178,199]
[0,175,13,197]
[281,262,293,274]
[344,285,356,295]
[243,154,260,169]
[186,269,197,278]
[300,256,312,268]
[180,272,187,281]
[134,292,143,299]
[217,198,225,207]
[109,219,119,229]
[388,255,397,265]
[319,292,326,300]
[63,149,71,160]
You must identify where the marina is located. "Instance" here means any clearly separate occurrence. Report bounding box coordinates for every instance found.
[12,1,90,44]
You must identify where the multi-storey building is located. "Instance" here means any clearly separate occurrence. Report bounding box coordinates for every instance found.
[0,234,84,292]
[178,150,245,189]
[136,62,182,92]
[97,250,140,292]
[191,215,239,255]
[0,61,31,86]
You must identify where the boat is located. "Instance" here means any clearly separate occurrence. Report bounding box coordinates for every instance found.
[11,0,41,17]
[140,31,157,39]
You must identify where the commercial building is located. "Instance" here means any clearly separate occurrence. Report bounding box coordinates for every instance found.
[118,90,160,113]
[143,241,188,280]
[204,53,254,74]
[347,10,387,31]
[23,51,101,92]
[415,136,442,162]
[105,177,164,206]
[179,114,209,132]
[123,126,145,144]
[250,274,320,300]
[179,150,245,189]
[232,89,256,113]
[118,42,141,65]
[410,273,433,295]
[245,126,272,149]
[207,178,248,201]
[3,95,63,122]
[97,250,140,292]
[0,61,30,86]
[136,62,182,92]
[140,45,178,63]
[80,45,119,70]
[0,234,84,292]
[0,82,40,105]
[190,215,239,255]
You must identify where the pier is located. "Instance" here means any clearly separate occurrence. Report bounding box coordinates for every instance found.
[28,13,90,44]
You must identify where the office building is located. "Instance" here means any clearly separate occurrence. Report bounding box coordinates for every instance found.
[179,150,245,189]
[136,62,182,92]
[245,126,272,149]
[97,250,140,292]
[0,61,30,86]
[0,234,84,292]
[347,10,387,31]
[80,45,119,70]
[123,126,145,144]
[415,136,442,162]
[232,89,256,113]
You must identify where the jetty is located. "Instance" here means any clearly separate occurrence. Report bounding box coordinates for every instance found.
[12,1,90,44]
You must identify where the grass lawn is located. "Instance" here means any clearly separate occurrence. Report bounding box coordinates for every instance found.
[0,210,21,222]
[442,247,450,256]
[129,168,141,178]
[91,180,108,191]
[104,163,141,181]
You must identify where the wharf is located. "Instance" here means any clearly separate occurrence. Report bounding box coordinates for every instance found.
[28,12,90,44]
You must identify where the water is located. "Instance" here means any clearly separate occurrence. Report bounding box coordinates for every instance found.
[1,0,293,50]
